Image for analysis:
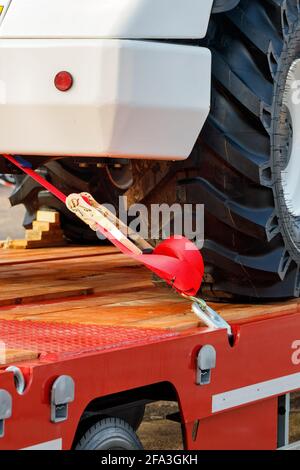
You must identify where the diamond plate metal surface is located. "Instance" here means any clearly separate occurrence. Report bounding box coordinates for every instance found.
[0,319,177,360]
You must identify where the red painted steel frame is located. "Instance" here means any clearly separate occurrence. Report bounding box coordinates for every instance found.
[0,309,299,450]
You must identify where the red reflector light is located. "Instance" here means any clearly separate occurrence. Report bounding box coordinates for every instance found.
[54,71,73,92]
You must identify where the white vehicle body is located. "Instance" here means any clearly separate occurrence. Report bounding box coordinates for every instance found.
[0,0,214,160]
[0,0,214,39]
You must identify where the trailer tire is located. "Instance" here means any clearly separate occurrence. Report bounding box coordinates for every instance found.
[75,417,143,450]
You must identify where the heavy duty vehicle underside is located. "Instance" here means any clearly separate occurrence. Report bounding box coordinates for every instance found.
[2,0,300,300]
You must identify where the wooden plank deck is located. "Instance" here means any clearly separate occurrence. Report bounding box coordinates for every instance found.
[0,245,299,364]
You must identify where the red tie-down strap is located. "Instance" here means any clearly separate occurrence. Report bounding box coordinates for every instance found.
[2,154,204,297]
[3,154,67,204]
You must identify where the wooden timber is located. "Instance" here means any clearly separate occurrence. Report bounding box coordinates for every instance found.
[0,245,299,364]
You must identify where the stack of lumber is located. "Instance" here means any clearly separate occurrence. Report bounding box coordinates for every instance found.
[1,210,65,249]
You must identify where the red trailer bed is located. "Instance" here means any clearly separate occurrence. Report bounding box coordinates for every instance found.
[0,246,299,450]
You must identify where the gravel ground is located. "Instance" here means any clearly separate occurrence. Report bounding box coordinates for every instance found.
[138,402,183,451]
[290,393,300,444]
[0,183,299,450]
[0,185,25,240]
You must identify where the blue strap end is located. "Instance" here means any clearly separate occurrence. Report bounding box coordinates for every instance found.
[15,156,33,169]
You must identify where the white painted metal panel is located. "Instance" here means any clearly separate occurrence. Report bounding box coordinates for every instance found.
[0,39,211,159]
[212,372,300,413]
[279,441,300,450]
[0,1,12,26]
[22,438,63,450]
[0,0,214,39]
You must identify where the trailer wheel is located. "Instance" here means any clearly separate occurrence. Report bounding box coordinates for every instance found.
[75,417,143,450]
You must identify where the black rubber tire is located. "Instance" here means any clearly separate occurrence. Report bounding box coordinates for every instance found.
[10,160,122,244]
[183,0,300,299]
[75,417,143,450]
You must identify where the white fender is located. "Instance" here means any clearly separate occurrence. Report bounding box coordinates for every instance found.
[0,39,211,160]
[0,0,214,39]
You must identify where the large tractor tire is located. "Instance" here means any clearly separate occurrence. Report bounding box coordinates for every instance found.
[130,0,300,300]
[191,0,300,299]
